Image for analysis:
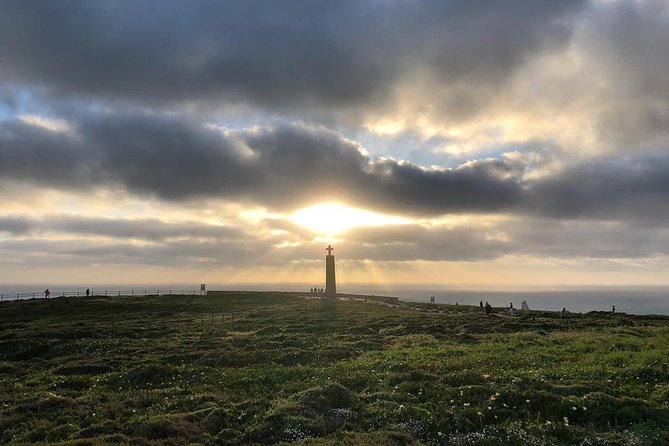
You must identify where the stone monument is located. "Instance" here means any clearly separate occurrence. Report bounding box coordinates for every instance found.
[325,245,336,298]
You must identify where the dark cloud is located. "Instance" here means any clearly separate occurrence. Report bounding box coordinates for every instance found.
[580,0,669,148]
[0,218,273,267]
[3,214,669,269]
[339,219,669,261]
[2,111,669,222]
[2,0,668,151]
[527,155,669,221]
[341,225,510,261]
[0,215,243,241]
[0,216,32,234]
[53,217,243,241]
[0,112,523,213]
[0,0,584,120]
[360,158,523,214]
[504,219,669,259]
[308,219,669,262]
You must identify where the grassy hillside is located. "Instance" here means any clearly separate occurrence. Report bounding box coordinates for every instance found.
[1,292,668,445]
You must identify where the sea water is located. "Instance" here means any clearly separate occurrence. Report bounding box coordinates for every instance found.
[1,283,668,316]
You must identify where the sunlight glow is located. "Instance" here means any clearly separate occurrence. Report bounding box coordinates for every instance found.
[290,202,410,235]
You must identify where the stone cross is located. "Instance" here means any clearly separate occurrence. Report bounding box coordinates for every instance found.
[326,245,334,255]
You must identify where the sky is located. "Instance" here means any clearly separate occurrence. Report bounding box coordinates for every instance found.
[1,0,669,288]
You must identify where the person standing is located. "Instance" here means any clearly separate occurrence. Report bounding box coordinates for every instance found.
[86,288,90,297]
[44,288,50,299]
[480,300,484,313]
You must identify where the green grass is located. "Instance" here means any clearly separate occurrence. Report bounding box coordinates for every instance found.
[1,291,668,445]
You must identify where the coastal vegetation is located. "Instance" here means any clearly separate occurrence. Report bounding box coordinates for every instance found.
[1,292,668,445]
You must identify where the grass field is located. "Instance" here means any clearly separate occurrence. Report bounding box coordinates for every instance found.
[1,291,668,445]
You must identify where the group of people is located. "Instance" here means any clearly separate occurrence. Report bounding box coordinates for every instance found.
[309,287,324,295]
[479,300,493,315]
[43,288,90,298]
[475,301,617,318]
[478,300,530,315]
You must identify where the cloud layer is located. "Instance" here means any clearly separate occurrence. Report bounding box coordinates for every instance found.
[1,0,669,284]
[0,0,584,116]
[2,112,668,221]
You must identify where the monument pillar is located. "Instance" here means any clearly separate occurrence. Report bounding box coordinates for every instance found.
[325,245,336,299]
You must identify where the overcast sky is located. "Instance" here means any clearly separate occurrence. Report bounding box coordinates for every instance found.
[1,0,668,288]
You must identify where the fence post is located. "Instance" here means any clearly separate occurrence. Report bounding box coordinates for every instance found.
[105,290,108,296]
[118,291,121,296]
[62,291,65,297]
[131,290,134,296]
[16,293,19,300]
[169,289,172,295]
[77,291,80,297]
[32,292,35,299]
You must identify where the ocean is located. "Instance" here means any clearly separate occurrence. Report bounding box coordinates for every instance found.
[1,283,668,316]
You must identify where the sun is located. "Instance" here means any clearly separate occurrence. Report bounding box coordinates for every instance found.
[290,202,409,235]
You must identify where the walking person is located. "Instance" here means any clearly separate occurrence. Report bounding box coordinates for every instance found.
[86,288,90,297]
[44,288,50,299]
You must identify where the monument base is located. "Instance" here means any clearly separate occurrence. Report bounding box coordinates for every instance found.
[325,254,336,298]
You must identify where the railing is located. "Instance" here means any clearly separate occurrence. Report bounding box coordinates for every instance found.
[0,289,203,302]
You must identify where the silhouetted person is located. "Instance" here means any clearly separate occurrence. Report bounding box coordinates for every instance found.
[485,301,492,315]
[44,288,50,299]
[561,307,567,318]
[480,300,484,313]
[612,305,616,313]
[508,302,514,315]
[86,288,90,297]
